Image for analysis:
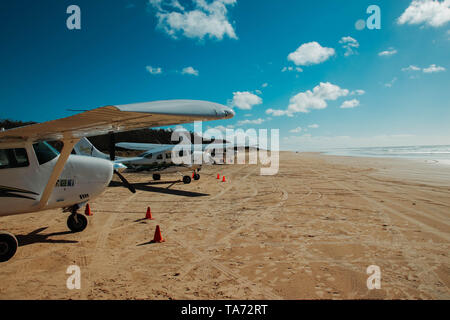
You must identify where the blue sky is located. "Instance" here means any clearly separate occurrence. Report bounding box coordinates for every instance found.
[0,0,449,150]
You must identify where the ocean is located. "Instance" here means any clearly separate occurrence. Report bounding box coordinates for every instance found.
[323,145,450,165]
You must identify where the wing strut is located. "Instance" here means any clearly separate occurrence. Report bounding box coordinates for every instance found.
[35,138,79,210]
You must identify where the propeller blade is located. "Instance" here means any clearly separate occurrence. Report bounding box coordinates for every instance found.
[114,170,136,194]
[109,132,116,161]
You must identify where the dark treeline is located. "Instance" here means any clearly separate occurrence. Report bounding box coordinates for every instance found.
[89,129,225,152]
[0,119,36,130]
[1,119,226,152]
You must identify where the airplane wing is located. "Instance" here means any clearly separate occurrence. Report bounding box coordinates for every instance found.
[116,142,174,151]
[116,142,234,151]
[0,100,234,143]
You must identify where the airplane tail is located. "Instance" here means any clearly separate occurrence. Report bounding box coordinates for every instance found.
[73,137,109,160]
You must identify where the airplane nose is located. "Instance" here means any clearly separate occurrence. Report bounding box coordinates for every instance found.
[222,106,235,119]
[71,155,114,187]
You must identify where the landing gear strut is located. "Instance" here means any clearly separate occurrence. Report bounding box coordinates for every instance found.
[0,231,18,263]
[67,206,88,233]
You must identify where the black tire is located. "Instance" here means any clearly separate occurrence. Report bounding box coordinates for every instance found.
[153,173,161,181]
[183,176,192,184]
[67,214,88,233]
[193,173,200,181]
[0,232,18,263]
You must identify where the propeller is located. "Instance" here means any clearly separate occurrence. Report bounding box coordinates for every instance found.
[113,169,136,194]
[108,133,135,193]
[109,132,116,161]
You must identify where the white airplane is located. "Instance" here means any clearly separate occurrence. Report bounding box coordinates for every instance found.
[0,100,234,262]
[116,141,259,166]
[73,137,215,184]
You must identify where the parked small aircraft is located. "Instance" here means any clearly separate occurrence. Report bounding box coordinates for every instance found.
[0,100,234,262]
[73,137,214,184]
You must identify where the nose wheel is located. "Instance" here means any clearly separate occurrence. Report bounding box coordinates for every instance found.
[193,173,200,181]
[66,205,88,233]
[67,213,88,233]
[0,231,18,263]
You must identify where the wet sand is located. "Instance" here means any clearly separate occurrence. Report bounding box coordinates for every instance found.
[0,152,449,299]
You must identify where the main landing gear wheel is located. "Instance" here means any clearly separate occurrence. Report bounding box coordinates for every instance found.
[67,213,88,233]
[153,173,161,181]
[193,173,200,181]
[183,175,192,184]
[0,232,18,263]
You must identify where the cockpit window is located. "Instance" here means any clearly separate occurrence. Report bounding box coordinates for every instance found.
[157,154,163,160]
[33,142,59,165]
[144,153,153,159]
[0,148,30,169]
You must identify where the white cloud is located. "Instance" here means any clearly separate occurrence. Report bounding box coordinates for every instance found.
[281,66,303,73]
[266,108,292,117]
[350,89,366,96]
[231,91,263,110]
[378,48,398,56]
[340,99,360,109]
[308,124,319,129]
[287,42,335,66]
[266,82,349,116]
[237,118,265,126]
[289,127,302,133]
[149,0,237,40]
[384,77,398,87]
[280,134,431,151]
[397,0,450,28]
[181,66,199,76]
[339,36,359,56]
[146,65,163,74]
[208,124,234,132]
[401,64,445,73]
[402,65,421,71]
[423,63,446,73]
[174,124,187,131]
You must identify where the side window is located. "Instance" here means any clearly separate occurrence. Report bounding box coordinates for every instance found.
[166,153,171,159]
[157,154,163,160]
[179,150,184,157]
[33,142,59,165]
[0,148,30,169]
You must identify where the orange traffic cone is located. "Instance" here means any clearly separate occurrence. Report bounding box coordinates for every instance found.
[222,176,226,182]
[151,225,165,243]
[85,204,92,216]
[217,174,220,180]
[145,207,154,220]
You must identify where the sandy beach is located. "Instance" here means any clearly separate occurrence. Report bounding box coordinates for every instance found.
[0,152,449,299]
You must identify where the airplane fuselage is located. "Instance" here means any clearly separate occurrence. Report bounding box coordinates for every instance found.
[0,142,113,217]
